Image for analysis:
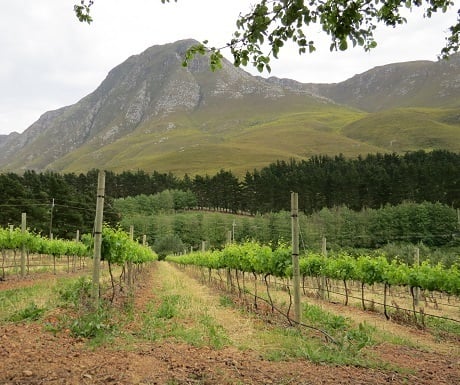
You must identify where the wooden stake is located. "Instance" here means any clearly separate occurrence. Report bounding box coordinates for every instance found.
[92,171,105,307]
[127,225,134,288]
[320,236,327,300]
[73,230,79,273]
[226,230,232,244]
[414,247,420,306]
[291,192,301,324]
[20,213,26,278]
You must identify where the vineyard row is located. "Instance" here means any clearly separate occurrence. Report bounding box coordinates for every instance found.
[166,242,460,298]
[0,226,157,269]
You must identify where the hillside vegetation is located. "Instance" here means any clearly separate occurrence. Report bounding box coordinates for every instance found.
[341,108,460,153]
[47,106,460,176]
[51,104,378,175]
[1,40,459,175]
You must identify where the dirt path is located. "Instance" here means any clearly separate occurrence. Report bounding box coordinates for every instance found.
[148,262,261,349]
[1,262,459,385]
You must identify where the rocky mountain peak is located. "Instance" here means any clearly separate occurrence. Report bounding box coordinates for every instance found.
[0,40,294,171]
[0,42,458,173]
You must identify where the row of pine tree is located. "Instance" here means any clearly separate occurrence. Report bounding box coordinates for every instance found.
[0,150,458,239]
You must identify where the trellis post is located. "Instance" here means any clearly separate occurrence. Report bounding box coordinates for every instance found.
[92,171,105,307]
[20,213,26,277]
[291,192,301,324]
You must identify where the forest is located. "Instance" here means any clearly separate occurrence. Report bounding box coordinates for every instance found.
[0,150,459,244]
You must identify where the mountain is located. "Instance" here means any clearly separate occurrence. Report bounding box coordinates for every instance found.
[0,40,459,175]
[268,54,460,111]
[327,56,460,111]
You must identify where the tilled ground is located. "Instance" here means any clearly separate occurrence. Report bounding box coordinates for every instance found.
[1,265,459,385]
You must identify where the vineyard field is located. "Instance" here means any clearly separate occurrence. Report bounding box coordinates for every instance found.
[1,236,459,384]
[1,251,89,277]
[1,262,459,384]
[166,242,460,325]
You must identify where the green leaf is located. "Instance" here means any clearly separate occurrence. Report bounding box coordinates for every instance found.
[339,39,348,51]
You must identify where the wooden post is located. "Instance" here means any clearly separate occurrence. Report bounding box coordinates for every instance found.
[291,192,301,324]
[320,236,327,299]
[414,247,420,306]
[49,198,54,239]
[201,241,206,252]
[20,213,26,278]
[73,230,80,272]
[127,225,134,289]
[226,230,232,244]
[92,171,105,307]
[142,234,147,247]
[457,208,460,231]
[50,232,56,275]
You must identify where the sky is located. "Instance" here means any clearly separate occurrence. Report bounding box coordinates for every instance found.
[0,0,458,136]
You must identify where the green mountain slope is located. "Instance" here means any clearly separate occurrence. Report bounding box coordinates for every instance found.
[1,41,459,176]
[341,108,460,153]
[51,100,377,176]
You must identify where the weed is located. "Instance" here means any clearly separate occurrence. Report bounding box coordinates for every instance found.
[343,322,375,352]
[302,303,375,352]
[156,294,181,319]
[219,295,234,308]
[8,302,46,322]
[302,303,350,332]
[56,276,92,308]
[0,282,56,322]
[69,305,117,343]
[199,313,230,348]
[426,316,460,341]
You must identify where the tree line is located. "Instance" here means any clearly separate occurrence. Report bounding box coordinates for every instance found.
[0,150,459,238]
[115,200,459,265]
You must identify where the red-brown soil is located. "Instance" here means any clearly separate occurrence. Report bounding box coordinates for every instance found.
[1,264,459,385]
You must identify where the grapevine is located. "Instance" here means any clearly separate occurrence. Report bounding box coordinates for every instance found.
[167,242,460,325]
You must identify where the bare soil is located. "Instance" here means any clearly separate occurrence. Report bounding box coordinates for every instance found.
[1,263,459,385]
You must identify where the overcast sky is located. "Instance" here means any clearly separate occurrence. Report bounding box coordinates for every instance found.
[0,0,458,135]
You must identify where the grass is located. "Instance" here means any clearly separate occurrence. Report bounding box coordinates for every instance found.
[253,303,377,364]
[51,98,373,176]
[341,107,460,153]
[48,98,460,177]
[7,301,46,322]
[2,262,455,374]
[140,290,231,349]
[134,263,397,369]
[0,275,113,346]
[425,316,460,341]
[0,271,127,346]
[0,282,55,322]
